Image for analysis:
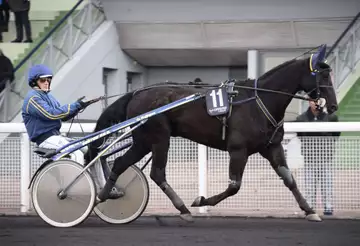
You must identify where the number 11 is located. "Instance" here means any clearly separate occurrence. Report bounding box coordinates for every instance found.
[210,89,224,108]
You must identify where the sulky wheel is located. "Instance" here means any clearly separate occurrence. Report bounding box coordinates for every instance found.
[94,163,150,224]
[31,159,96,228]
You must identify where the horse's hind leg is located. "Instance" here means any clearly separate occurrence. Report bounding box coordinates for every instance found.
[259,143,322,222]
[150,138,194,222]
[191,147,248,207]
[97,142,150,202]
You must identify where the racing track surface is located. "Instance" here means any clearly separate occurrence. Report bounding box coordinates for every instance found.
[1,216,360,246]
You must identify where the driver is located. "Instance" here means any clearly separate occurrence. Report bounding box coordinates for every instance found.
[21,64,122,199]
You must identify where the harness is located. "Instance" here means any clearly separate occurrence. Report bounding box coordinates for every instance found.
[215,79,285,146]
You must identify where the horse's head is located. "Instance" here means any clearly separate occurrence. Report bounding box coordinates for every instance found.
[300,44,338,114]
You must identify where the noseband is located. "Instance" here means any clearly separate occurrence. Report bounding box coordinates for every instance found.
[306,67,333,106]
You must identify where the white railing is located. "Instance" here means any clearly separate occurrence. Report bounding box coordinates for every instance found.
[326,13,360,92]
[1,122,360,219]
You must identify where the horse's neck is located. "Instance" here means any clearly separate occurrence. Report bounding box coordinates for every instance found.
[256,65,303,123]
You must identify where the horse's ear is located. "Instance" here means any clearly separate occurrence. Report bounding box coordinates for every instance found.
[309,44,327,72]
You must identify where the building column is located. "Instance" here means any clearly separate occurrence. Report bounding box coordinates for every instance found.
[247,50,259,79]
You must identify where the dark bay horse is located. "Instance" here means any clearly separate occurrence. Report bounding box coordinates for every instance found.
[84,45,338,222]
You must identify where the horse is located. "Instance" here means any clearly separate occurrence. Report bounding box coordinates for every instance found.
[84,45,338,222]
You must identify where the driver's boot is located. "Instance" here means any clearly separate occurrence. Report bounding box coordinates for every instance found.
[108,186,124,199]
[90,161,123,201]
[97,172,122,202]
[95,181,124,202]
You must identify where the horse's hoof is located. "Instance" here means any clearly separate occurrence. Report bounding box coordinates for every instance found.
[191,196,205,207]
[306,213,322,222]
[180,213,194,223]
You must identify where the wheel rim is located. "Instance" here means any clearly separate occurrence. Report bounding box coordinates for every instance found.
[32,160,96,227]
[94,165,149,224]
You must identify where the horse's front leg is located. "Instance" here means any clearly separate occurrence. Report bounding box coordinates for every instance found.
[191,147,248,207]
[259,143,322,222]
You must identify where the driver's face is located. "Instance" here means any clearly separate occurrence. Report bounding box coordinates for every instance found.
[36,77,51,92]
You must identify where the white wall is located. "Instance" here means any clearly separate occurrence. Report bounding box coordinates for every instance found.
[48,21,146,121]
[102,0,357,66]
[101,0,359,22]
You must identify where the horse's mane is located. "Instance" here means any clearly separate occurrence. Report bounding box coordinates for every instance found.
[258,59,299,81]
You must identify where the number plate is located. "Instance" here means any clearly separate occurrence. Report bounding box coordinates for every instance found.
[205,87,229,116]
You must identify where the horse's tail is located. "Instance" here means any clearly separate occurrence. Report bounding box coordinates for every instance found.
[84,92,134,163]
[96,92,133,131]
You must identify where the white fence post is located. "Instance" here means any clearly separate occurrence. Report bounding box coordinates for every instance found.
[198,144,208,214]
[20,133,31,213]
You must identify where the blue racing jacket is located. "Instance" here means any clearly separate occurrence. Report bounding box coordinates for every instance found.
[22,89,82,143]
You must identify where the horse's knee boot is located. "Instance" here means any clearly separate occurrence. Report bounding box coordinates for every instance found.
[227,180,241,196]
[276,166,296,190]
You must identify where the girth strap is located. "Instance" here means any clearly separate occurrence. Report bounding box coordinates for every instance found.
[254,79,284,145]
[219,79,284,145]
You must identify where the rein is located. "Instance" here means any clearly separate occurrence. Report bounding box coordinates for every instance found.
[95,81,319,104]
[232,84,314,101]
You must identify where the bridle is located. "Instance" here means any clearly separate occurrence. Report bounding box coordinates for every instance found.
[308,60,334,109]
